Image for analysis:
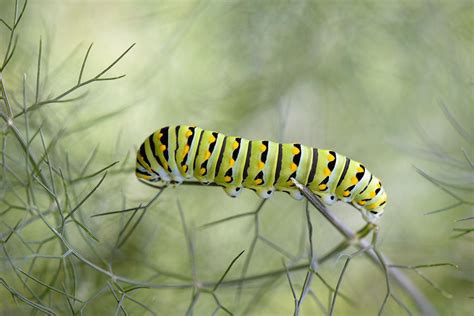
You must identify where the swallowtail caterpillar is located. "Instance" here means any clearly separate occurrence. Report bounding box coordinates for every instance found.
[136,125,387,221]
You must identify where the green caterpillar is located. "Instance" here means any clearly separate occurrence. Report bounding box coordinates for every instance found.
[136,125,387,219]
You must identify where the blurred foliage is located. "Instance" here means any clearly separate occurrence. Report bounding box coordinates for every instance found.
[0,0,473,315]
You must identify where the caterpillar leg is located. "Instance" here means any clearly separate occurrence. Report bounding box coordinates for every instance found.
[255,188,274,199]
[223,186,243,198]
[288,189,304,200]
[199,179,211,185]
[170,173,185,184]
[321,194,337,205]
[153,168,171,182]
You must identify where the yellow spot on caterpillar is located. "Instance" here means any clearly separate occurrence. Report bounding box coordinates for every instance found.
[291,163,298,171]
[158,133,163,139]
[224,176,232,182]
[358,200,366,206]
[287,180,294,186]
[260,144,267,152]
[254,179,263,185]
[232,141,239,149]
[205,151,211,160]
[159,144,166,152]
[378,182,382,188]
[182,165,188,172]
[368,203,377,210]
[208,135,216,143]
[183,145,190,155]
[343,191,350,197]
[229,158,235,167]
[185,130,193,137]
[163,162,169,170]
[324,167,331,176]
[319,184,327,190]
[370,191,376,198]
[258,161,265,169]
[356,166,364,173]
[200,168,206,175]
[292,147,300,155]
[327,153,335,162]
[351,177,358,185]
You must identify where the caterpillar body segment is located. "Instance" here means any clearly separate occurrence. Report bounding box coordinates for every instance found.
[136,125,387,218]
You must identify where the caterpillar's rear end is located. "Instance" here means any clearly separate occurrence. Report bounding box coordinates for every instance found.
[136,125,387,220]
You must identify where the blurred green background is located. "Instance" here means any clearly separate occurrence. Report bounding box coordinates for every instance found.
[1,0,472,315]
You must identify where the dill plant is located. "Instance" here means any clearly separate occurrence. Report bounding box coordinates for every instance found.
[1,1,471,315]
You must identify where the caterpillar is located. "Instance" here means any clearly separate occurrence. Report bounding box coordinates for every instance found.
[136,125,387,219]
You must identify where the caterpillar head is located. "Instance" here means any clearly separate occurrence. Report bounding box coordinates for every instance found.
[135,148,161,182]
[135,165,158,182]
[353,179,387,222]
